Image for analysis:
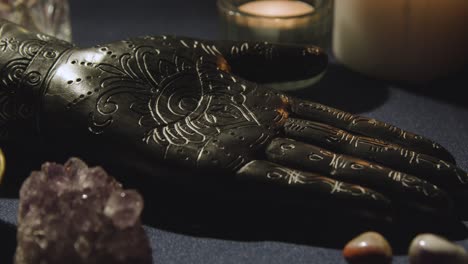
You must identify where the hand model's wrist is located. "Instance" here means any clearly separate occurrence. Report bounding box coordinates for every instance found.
[0,19,73,139]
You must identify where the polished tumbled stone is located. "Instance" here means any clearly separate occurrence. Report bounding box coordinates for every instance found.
[409,234,468,264]
[15,157,152,264]
[343,231,392,264]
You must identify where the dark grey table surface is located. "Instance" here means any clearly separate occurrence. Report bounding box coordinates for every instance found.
[1,0,468,263]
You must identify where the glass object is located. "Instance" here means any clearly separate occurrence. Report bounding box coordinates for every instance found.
[0,0,71,41]
[217,0,333,48]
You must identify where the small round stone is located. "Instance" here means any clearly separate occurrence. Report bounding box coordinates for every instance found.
[343,231,392,264]
[409,234,468,264]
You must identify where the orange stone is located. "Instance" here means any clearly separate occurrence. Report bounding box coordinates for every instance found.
[343,232,392,264]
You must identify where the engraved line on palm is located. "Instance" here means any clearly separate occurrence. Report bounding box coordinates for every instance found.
[92,45,260,146]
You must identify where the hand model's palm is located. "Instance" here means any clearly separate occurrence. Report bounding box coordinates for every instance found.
[1,20,467,219]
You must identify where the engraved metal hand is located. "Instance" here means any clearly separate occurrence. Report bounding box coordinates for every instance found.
[1,19,467,219]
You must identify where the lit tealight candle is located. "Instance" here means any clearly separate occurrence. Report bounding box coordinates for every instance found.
[238,1,315,18]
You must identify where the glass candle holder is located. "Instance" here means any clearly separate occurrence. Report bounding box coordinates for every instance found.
[217,0,333,48]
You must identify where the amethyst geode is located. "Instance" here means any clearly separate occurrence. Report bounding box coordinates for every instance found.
[15,158,152,264]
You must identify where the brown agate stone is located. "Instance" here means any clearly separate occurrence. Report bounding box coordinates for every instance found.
[343,231,392,264]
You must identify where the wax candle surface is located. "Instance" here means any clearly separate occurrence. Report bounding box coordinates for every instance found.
[333,0,468,82]
[239,1,315,18]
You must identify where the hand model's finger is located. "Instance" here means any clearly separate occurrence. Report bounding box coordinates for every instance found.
[283,118,468,193]
[266,138,451,215]
[236,160,391,215]
[212,40,328,86]
[288,98,455,163]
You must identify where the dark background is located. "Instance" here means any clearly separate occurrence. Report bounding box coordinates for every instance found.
[1,0,468,263]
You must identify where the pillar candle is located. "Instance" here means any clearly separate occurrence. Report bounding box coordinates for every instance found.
[333,0,468,82]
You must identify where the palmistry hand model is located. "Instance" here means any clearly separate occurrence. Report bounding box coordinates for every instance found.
[1,19,467,218]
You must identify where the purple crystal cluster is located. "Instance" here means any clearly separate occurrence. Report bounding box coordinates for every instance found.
[15,158,152,264]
